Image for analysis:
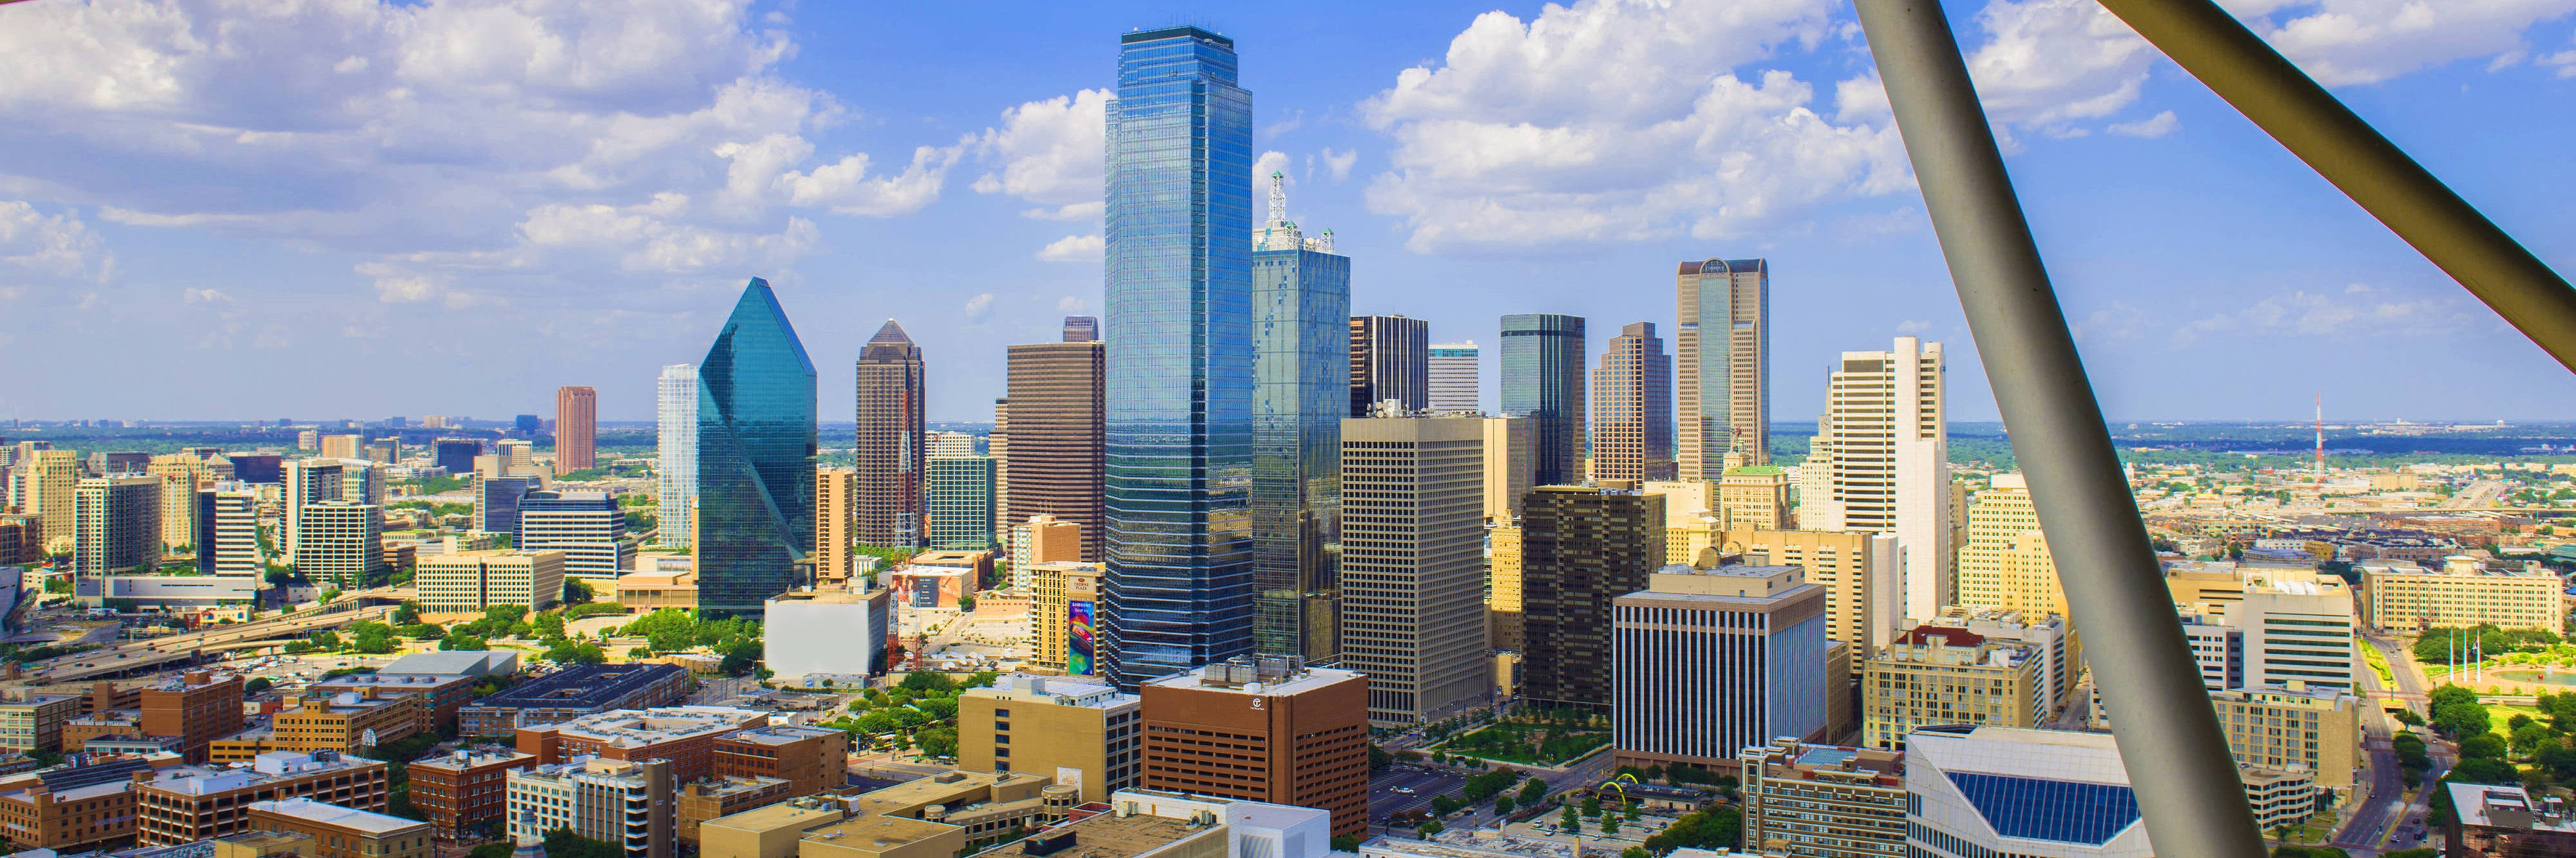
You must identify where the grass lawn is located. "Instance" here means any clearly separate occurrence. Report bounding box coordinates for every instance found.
[2363,644,2395,685]
[1437,721,1611,766]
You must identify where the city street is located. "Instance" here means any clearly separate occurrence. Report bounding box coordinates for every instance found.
[2331,631,2446,855]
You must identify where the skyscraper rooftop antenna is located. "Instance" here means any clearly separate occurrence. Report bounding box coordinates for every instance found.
[1269,171,1287,227]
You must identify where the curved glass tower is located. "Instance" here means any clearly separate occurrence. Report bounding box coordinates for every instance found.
[1101,26,1256,687]
[694,277,819,619]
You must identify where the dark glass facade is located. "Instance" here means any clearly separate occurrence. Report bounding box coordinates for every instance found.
[478,475,540,539]
[1942,772,2141,844]
[1499,313,1587,485]
[1102,26,1256,687]
[694,277,819,619]
[1519,485,1663,711]
[433,438,480,476]
[1252,247,1349,664]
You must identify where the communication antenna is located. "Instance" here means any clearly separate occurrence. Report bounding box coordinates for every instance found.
[1268,171,1286,226]
[2314,393,2325,490]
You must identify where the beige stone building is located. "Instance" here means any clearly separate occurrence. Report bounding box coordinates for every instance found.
[1022,561,1104,675]
[1953,475,2063,619]
[959,677,1139,803]
[1861,626,2047,751]
[416,550,564,616]
[2360,557,2564,633]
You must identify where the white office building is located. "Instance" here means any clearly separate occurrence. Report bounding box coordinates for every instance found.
[1428,342,1479,413]
[764,586,894,680]
[196,482,263,577]
[657,364,698,550]
[1904,725,2151,858]
[1801,337,1950,623]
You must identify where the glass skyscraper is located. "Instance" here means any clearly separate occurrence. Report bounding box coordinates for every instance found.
[657,364,698,549]
[1500,314,1587,486]
[1251,177,1350,666]
[1101,25,1257,687]
[694,277,819,619]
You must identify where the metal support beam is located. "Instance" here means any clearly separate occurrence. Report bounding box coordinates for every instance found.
[1852,2,2268,855]
[2097,0,2576,373]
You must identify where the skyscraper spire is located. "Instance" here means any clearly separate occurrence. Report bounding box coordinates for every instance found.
[1269,170,1287,226]
[1256,170,1302,251]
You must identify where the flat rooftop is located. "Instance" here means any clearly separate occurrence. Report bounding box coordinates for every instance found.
[544,706,765,747]
[720,724,842,747]
[1146,660,1359,697]
[800,814,963,848]
[250,797,428,834]
[407,747,536,772]
[473,662,683,710]
[703,798,846,834]
[980,813,1215,858]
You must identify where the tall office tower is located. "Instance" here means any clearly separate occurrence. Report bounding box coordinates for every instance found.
[991,396,1009,546]
[433,439,482,477]
[477,475,542,541]
[1014,516,1083,571]
[1251,173,1350,665]
[925,456,996,550]
[1026,560,1107,674]
[694,277,819,619]
[296,430,319,452]
[1519,485,1665,711]
[282,458,349,554]
[74,476,160,577]
[1953,474,2060,619]
[1674,257,1770,474]
[515,415,542,436]
[1101,25,1256,687]
[1611,564,1828,773]
[292,499,383,586]
[146,453,214,552]
[1428,342,1479,412]
[494,440,535,476]
[0,514,39,567]
[319,434,363,460]
[364,438,400,464]
[1739,738,1909,858]
[1590,322,1674,482]
[1718,462,1794,530]
[554,386,597,476]
[1139,659,1371,839]
[1481,416,1534,524]
[1348,315,1429,416]
[813,467,856,586]
[853,320,927,549]
[656,364,699,549]
[1804,337,1950,622]
[1486,524,1524,651]
[1000,336,1106,563]
[1061,315,1100,343]
[1902,726,2152,857]
[928,431,976,458]
[195,483,262,577]
[16,449,77,553]
[1340,416,1491,725]
[1498,314,1586,486]
[517,490,630,586]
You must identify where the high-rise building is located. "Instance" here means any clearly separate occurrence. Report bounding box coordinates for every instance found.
[2360,556,2563,632]
[1428,342,1479,413]
[1902,726,2152,857]
[1739,738,1909,858]
[319,434,363,460]
[196,482,262,577]
[1349,315,1428,416]
[1011,515,1083,574]
[1251,176,1349,666]
[1481,416,1533,525]
[364,438,400,465]
[1721,527,1904,673]
[419,550,565,615]
[15,449,78,554]
[75,476,160,577]
[658,364,699,549]
[0,514,39,566]
[1062,315,1099,343]
[492,440,535,477]
[1954,474,2060,620]
[1803,337,1949,622]
[853,320,927,550]
[1590,322,1674,482]
[507,758,674,858]
[1861,626,2047,751]
[1138,659,1369,839]
[1102,26,1256,687]
[1719,462,1794,530]
[141,671,247,763]
[929,431,976,459]
[147,452,219,552]
[695,278,819,619]
[1674,257,1769,474]
[551,386,595,476]
[517,490,629,585]
[1340,416,1490,725]
[959,676,1141,803]
[1612,564,1828,774]
[1486,524,1523,652]
[477,474,542,541]
[434,439,482,478]
[999,336,1106,563]
[1497,314,1585,486]
[515,415,542,436]
[1924,607,2081,719]
[293,499,383,587]
[1519,485,1664,711]
[925,456,996,550]
[1025,561,1106,675]
[2237,572,2358,693]
[814,468,856,586]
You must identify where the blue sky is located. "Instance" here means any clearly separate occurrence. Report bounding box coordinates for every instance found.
[3,0,2573,425]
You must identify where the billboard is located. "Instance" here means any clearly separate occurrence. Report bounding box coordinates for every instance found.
[1068,600,1095,676]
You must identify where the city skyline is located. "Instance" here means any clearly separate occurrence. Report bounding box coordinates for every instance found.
[3,2,2573,425]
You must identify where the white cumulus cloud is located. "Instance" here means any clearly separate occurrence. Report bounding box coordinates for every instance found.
[973,89,1111,221]
[1036,234,1104,263]
[2107,110,2180,138]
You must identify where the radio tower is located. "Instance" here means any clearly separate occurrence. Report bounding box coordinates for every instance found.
[2314,393,2325,490]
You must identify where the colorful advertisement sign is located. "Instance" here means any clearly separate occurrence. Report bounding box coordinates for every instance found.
[1068,600,1095,676]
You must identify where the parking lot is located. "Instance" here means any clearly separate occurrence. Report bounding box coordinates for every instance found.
[1368,764,1466,825]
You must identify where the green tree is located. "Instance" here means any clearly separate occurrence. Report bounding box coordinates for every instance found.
[1601,817,1619,836]
[392,600,421,624]
[440,633,489,651]
[1520,778,1547,807]
[1330,836,1362,852]
[1560,806,1579,832]
[1417,821,1444,839]
[916,726,960,759]
[1494,795,1515,816]
[244,677,274,694]
[1582,796,1602,818]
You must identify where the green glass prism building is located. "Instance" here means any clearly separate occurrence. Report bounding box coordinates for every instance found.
[1501,313,1587,486]
[694,277,819,619]
[1251,173,1350,666]
[1101,26,1257,687]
